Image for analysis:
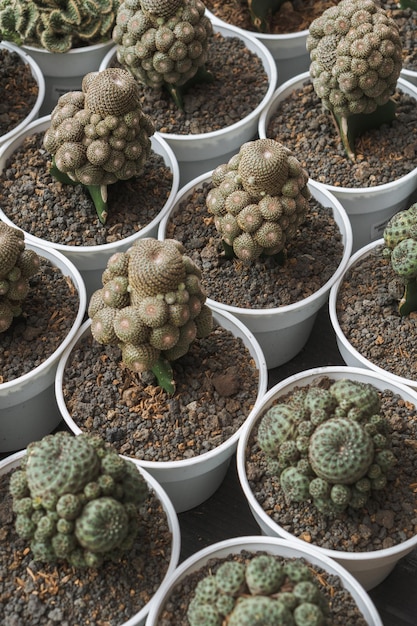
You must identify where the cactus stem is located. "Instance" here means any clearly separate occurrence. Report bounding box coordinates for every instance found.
[399,0,417,10]
[151,357,176,394]
[164,66,214,110]
[247,0,286,33]
[399,278,417,316]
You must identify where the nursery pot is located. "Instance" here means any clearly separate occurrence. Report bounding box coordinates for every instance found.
[145,535,383,626]
[258,72,417,253]
[0,242,87,453]
[100,22,277,187]
[0,448,181,626]
[236,365,417,590]
[158,173,353,369]
[0,116,180,298]
[0,41,45,148]
[55,309,268,513]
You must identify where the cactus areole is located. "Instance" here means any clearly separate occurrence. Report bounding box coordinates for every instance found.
[43,67,155,224]
[257,378,397,516]
[9,431,150,567]
[307,0,402,161]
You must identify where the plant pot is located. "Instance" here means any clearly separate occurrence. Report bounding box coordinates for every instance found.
[0,41,45,148]
[100,22,277,186]
[23,40,114,116]
[145,535,383,625]
[236,365,417,590]
[0,447,181,626]
[158,173,353,369]
[329,238,417,388]
[55,308,268,513]
[204,8,310,86]
[258,72,417,253]
[0,241,87,453]
[0,116,180,298]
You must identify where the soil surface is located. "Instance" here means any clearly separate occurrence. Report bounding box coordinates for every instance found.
[0,47,38,137]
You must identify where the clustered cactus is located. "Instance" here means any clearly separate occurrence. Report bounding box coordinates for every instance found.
[306,0,403,160]
[257,378,397,516]
[9,431,149,567]
[0,223,40,333]
[43,67,154,224]
[113,0,213,108]
[0,0,118,53]
[206,138,311,262]
[187,554,329,626]
[383,203,417,316]
[88,237,213,393]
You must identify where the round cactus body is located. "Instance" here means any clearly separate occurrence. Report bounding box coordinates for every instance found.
[9,432,149,567]
[113,0,212,90]
[256,377,396,515]
[207,139,311,262]
[307,0,402,117]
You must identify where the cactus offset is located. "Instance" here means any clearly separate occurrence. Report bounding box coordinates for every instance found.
[89,238,213,393]
[0,0,118,53]
[306,0,402,160]
[9,431,149,567]
[113,0,213,109]
[43,67,154,224]
[0,223,40,333]
[257,378,397,516]
[187,554,329,626]
[206,138,311,262]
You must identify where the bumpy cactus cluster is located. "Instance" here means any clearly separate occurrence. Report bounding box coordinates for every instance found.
[0,0,118,53]
[88,238,213,393]
[43,67,154,224]
[206,138,311,262]
[113,0,213,107]
[0,223,40,333]
[383,203,417,316]
[9,431,149,567]
[307,0,402,160]
[187,554,329,626]
[257,378,397,516]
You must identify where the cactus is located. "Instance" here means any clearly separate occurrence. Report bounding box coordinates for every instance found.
[88,238,213,393]
[113,0,213,109]
[0,0,118,53]
[206,138,311,262]
[187,554,329,626]
[9,431,149,567]
[383,203,417,316]
[306,0,402,161]
[247,0,287,33]
[43,67,154,224]
[0,222,40,333]
[257,378,397,515]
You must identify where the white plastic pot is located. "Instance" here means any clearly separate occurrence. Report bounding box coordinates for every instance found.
[100,22,277,186]
[258,72,417,253]
[145,535,383,626]
[23,40,114,116]
[204,8,310,86]
[0,42,45,148]
[0,242,87,453]
[0,448,181,626]
[236,365,417,590]
[0,116,180,298]
[55,308,268,513]
[329,238,417,389]
[158,173,353,369]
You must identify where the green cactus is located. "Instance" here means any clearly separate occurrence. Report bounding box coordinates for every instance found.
[0,222,40,333]
[257,378,397,516]
[113,0,213,109]
[246,0,288,33]
[383,204,417,316]
[0,0,118,53]
[306,0,402,161]
[43,67,154,224]
[187,554,328,626]
[206,138,311,262]
[88,238,213,393]
[9,431,149,567]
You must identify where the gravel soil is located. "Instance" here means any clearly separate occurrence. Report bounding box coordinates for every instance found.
[0,47,38,137]
[245,376,417,553]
